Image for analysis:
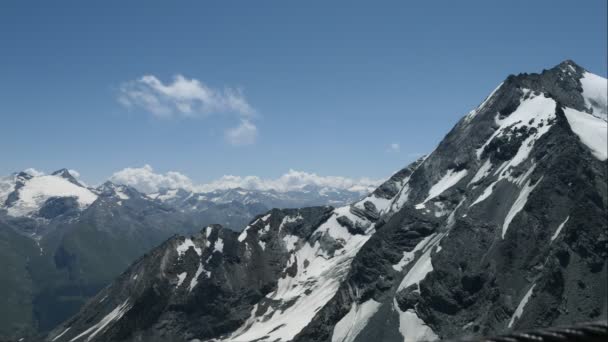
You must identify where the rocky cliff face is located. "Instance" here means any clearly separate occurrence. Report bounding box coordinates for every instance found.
[44,60,607,342]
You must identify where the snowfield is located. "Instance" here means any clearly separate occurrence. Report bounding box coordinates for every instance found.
[564,107,608,161]
[6,175,98,217]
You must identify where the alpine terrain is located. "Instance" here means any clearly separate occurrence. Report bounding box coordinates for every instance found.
[40,60,607,342]
[0,169,365,340]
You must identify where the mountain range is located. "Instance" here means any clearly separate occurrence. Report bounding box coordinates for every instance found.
[2,60,607,342]
[0,169,367,340]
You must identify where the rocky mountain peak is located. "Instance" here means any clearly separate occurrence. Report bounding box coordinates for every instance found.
[43,61,608,342]
[51,168,83,186]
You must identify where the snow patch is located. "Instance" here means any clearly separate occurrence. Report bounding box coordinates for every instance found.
[476,94,557,168]
[331,299,381,342]
[7,175,98,217]
[564,107,608,161]
[390,183,411,212]
[580,71,608,121]
[469,159,492,186]
[356,195,391,215]
[551,216,569,242]
[69,299,130,342]
[176,272,188,287]
[393,234,436,272]
[188,263,205,292]
[278,214,303,232]
[214,237,224,253]
[397,308,439,342]
[469,181,497,207]
[283,234,299,252]
[52,327,71,341]
[176,238,202,257]
[397,233,443,292]
[502,177,542,239]
[508,284,536,328]
[237,226,250,242]
[421,169,468,204]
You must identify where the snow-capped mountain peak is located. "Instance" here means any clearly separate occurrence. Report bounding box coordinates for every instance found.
[0,169,98,218]
[51,168,84,186]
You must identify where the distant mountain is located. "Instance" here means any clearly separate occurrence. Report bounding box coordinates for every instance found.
[149,185,366,223]
[0,169,367,340]
[43,60,606,342]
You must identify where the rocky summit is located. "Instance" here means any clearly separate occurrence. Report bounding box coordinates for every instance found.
[43,60,607,342]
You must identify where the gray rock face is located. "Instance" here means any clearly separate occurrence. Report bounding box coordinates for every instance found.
[44,60,606,342]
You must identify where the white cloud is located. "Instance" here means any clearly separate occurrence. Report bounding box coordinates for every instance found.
[23,168,45,177]
[118,74,258,145]
[225,119,258,146]
[68,169,81,178]
[387,143,400,152]
[109,165,194,193]
[194,169,381,193]
[109,166,381,194]
[118,74,254,118]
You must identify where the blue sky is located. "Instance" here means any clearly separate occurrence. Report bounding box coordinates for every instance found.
[1,0,606,185]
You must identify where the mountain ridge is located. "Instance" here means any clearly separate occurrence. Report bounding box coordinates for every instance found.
[40,60,607,342]
[0,169,371,339]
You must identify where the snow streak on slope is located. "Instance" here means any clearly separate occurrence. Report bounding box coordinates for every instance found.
[397,233,443,292]
[465,82,504,122]
[393,233,436,272]
[551,216,569,242]
[508,284,536,328]
[564,107,608,161]
[7,175,98,217]
[421,169,468,204]
[51,327,71,342]
[331,299,381,342]
[469,159,492,186]
[502,177,542,239]
[69,299,131,342]
[469,181,497,208]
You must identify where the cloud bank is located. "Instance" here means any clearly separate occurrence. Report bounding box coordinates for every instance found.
[118,74,257,145]
[109,165,381,194]
[110,165,194,193]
